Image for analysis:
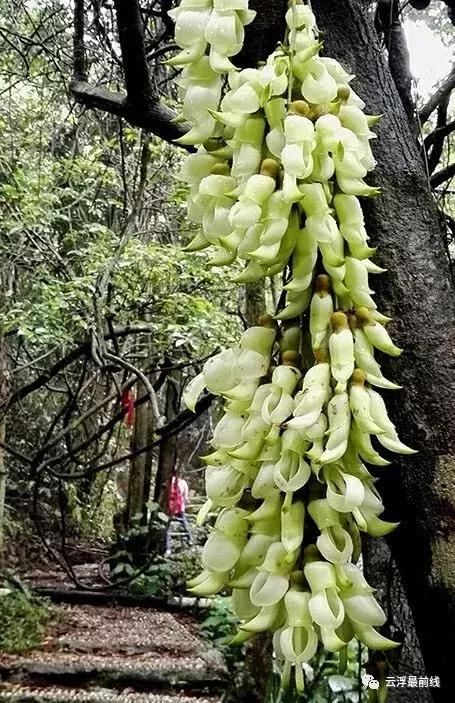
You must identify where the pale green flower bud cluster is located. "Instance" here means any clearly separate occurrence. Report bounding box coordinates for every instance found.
[183,317,410,688]
[167,0,256,145]
[171,0,415,690]
[176,0,379,288]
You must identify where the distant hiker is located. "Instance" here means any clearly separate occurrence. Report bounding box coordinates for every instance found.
[165,473,192,556]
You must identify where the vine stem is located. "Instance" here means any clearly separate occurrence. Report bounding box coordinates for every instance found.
[287,0,297,106]
[306,0,320,37]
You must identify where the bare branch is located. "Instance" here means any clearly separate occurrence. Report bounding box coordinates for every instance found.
[73,0,87,82]
[70,80,125,116]
[376,0,414,123]
[426,99,450,175]
[38,392,215,481]
[70,0,191,144]
[0,442,32,464]
[70,80,188,144]
[420,64,455,125]
[431,163,455,189]
[4,326,156,410]
[424,120,455,149]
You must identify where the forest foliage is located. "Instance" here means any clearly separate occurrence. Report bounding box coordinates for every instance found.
[0,0,249,566]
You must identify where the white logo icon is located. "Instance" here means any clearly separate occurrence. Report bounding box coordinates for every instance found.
[362,674,380,690]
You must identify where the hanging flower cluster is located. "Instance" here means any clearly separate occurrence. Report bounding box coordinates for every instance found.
[167,0,256,145]
[170,0,414,690]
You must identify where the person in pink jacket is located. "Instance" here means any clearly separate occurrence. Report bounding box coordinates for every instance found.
[165,472,192,555]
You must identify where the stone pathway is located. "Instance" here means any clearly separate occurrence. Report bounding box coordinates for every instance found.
[0,691,222,703]
[0,604,227,703]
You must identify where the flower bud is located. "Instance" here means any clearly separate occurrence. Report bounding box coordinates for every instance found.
[349,369,384,434]
[329,312,355,388]
[356,307,402,357]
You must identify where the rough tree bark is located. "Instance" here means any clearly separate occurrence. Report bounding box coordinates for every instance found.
[236,0,287,68]
[311,1,455,699]
[245,282,266,327]
[363,537,432,703]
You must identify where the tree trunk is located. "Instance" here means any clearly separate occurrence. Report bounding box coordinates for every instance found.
[0,334,8,565]
[363,537,432,702]
[126,378,151,525]
[142,402,155,519]
[245,281,266,327]
[154,376,179,511]
[311,1,455,697]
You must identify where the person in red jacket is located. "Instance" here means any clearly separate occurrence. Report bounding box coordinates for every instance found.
[165,472,192,556]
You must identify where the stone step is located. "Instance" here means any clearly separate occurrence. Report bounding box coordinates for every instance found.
[0,654,227,692]
[0,685,223,703]
[0,605,227,700]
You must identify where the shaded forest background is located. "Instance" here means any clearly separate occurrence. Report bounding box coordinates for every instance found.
[0,0,249,572]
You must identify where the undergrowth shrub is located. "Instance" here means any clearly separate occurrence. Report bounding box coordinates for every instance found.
[0,576,52,653]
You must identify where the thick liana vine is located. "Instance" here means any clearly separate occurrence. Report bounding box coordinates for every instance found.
[168,0,415,691]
